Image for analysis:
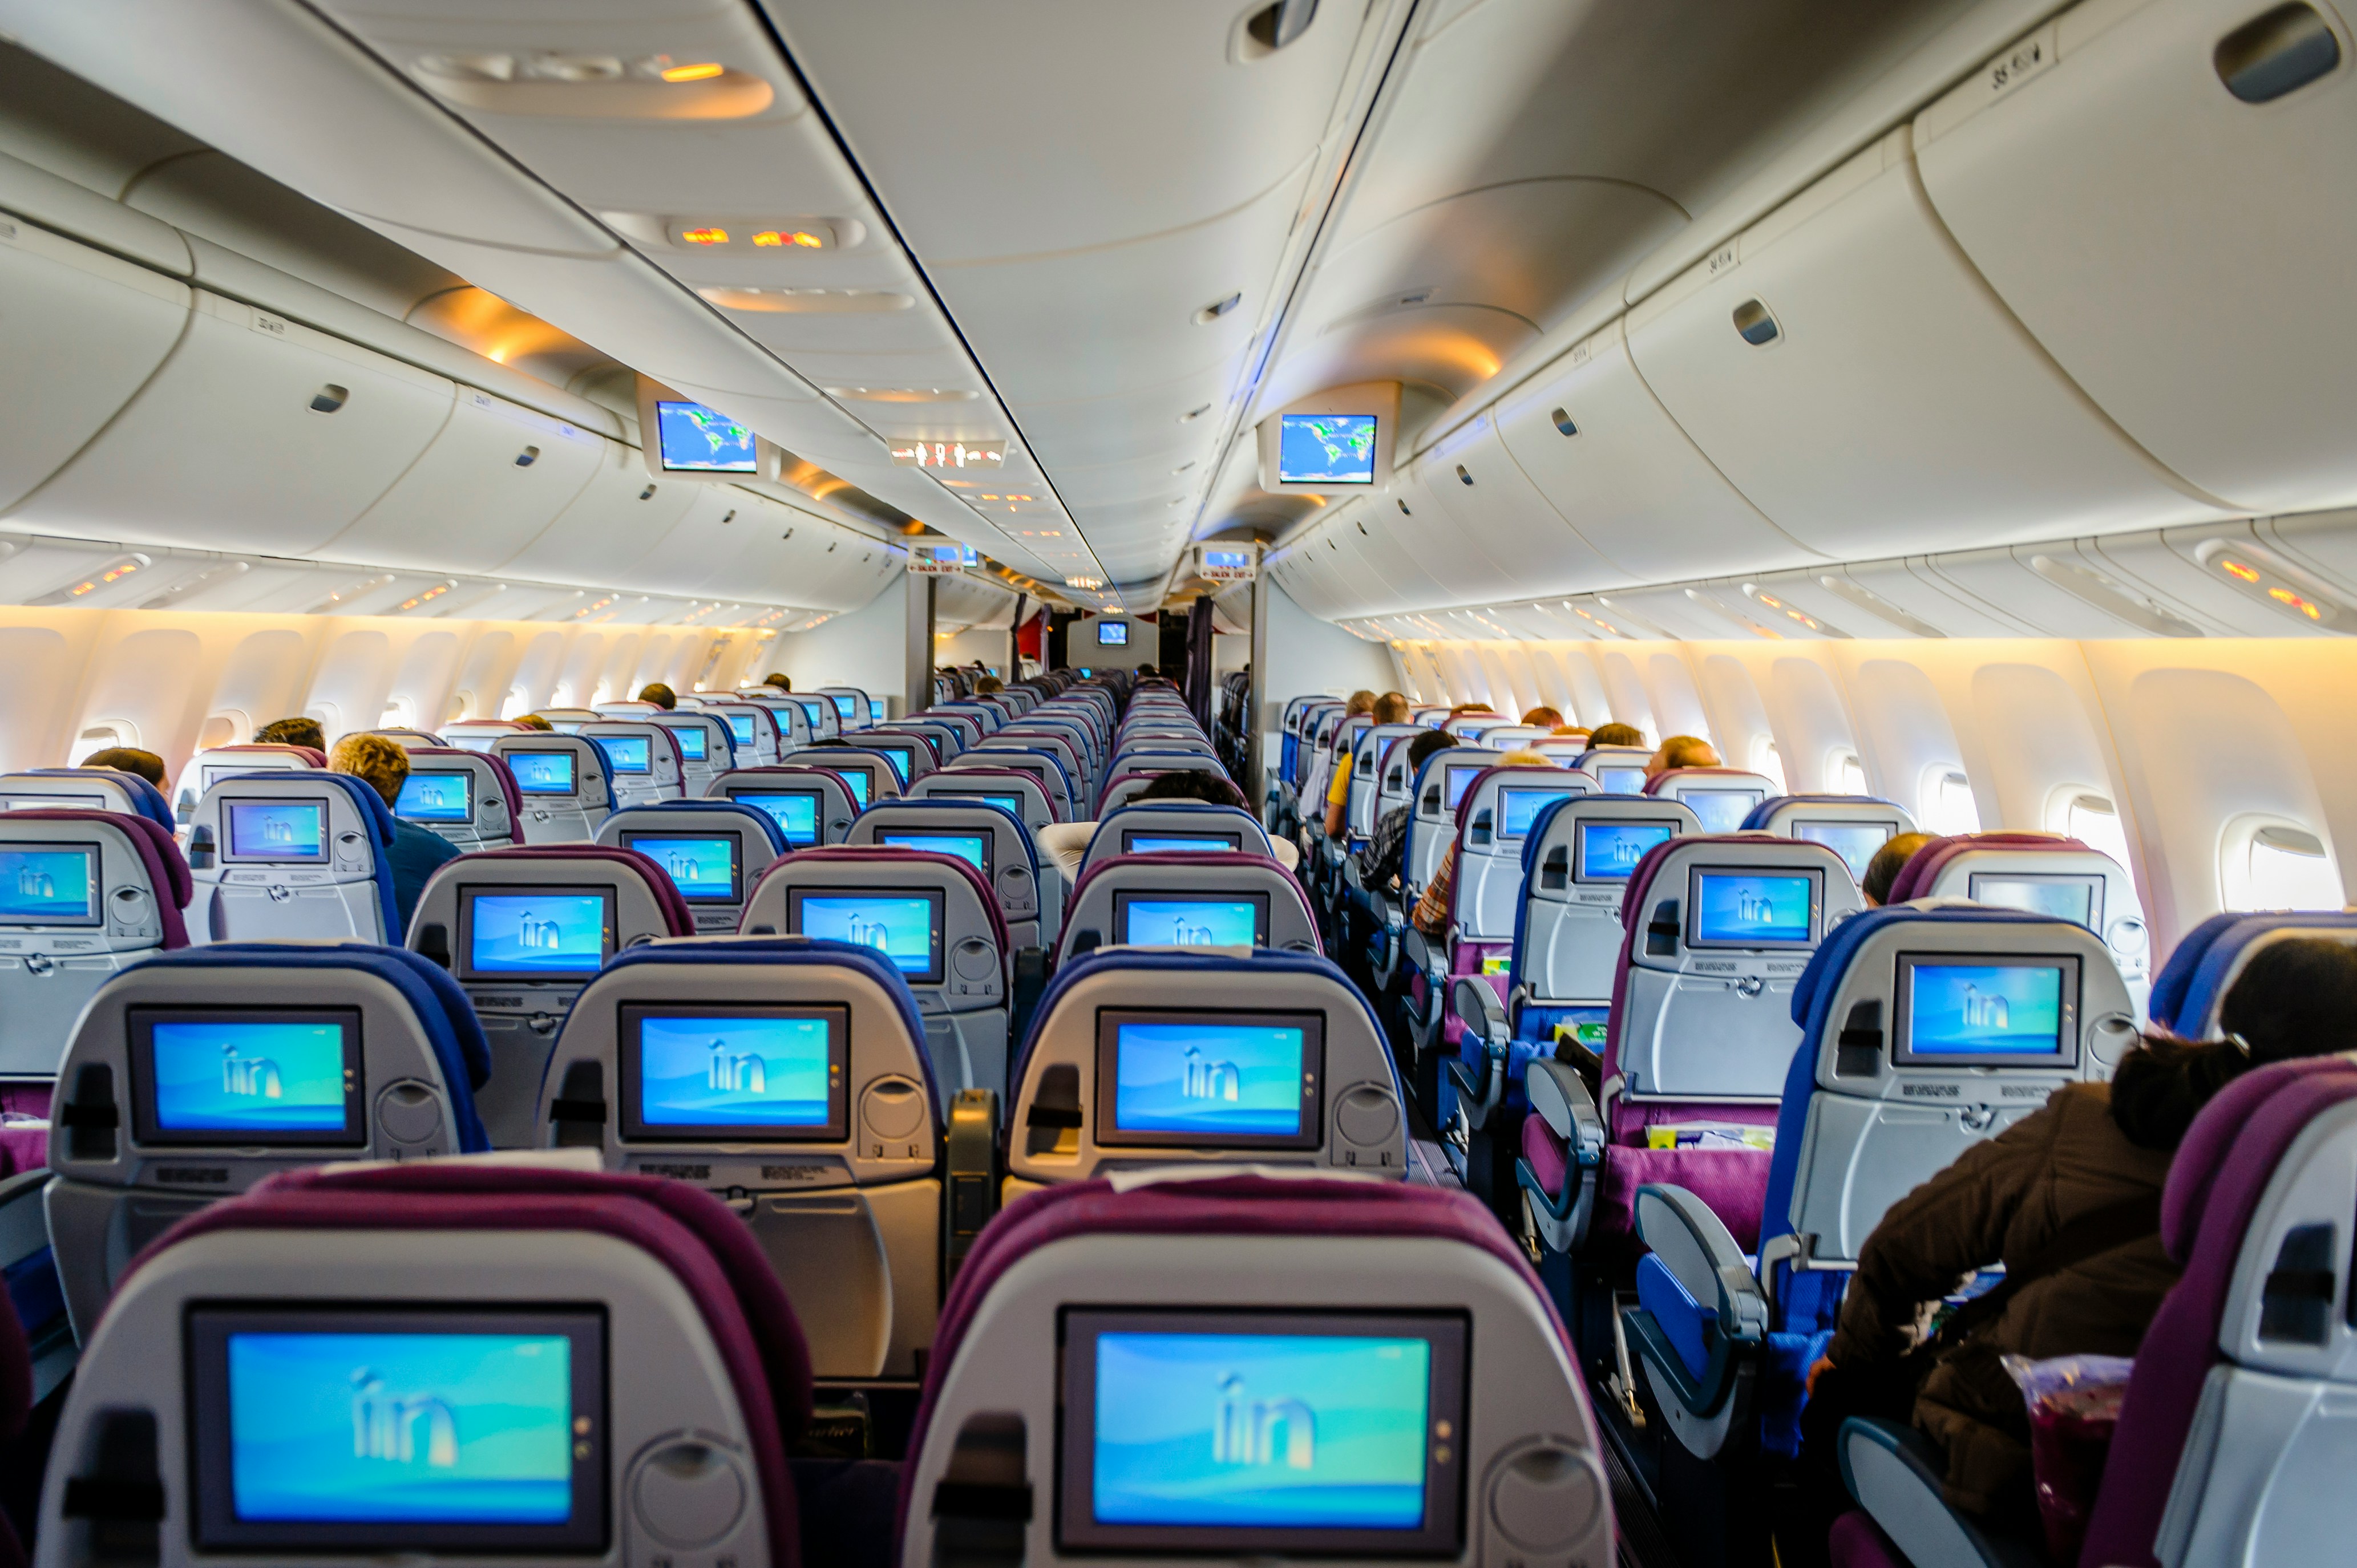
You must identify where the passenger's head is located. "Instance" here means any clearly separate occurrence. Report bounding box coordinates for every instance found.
[254,716,326,753]
[80,746,165,787]
[1495,750,1553,769]
[1646,734,1721,779]
[2111,937,2357,1150]
[1860,831,1935,906]
[1135,769,1247,811]
[636,682,677,710]
[1587,722,1644,748]
[1521,706,1563,729]
[328,732,410,809]
[1407,727,1453,776]
[763,672,792,691]
[1373,691,1411,726]
[1345,690,1377,718]
[1553,725,1592,742]
[977,676,1003,695]
[1449,702,1494,718]
[512,714,556,732]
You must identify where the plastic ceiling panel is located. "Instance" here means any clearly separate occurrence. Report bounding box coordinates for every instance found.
[1390,469,1508,602]
[1917,548,2174,638]
[1626,131,2228,561]
[1591,585,1728,641]
[318,390,606,573]
[15,290,450,557]
[1494,317,1810,584]
[1915,0,2357,516]
[1416,412,1634,596]
[2061,532,2278,637]
[1349,499,1454,613]
[2261,510,2357,600]
[1734,570,1886,640]
[495,436,700,585]
[1842,558,2032,637]
[0,217,190,513]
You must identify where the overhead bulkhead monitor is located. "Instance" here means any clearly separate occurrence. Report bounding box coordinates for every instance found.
[633,375,781,481]
[1255,379,1401,495]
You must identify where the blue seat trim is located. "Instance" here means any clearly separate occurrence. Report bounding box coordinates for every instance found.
[28,768,176,831]
[1084,801,1265,866]
[1739,794,1906,831]
[854,798,1038,876]
[2147,911,2241,1033]
[124,942,491,1151]
[213,773,403,942]
[2171,911,2357,1039]
[607,797,787,856]
[597,936,943,1121]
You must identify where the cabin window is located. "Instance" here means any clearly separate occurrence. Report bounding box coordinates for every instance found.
[500,687,533,719]
[2062,793,2134,872]
[380,696,416,731]
[68,723,133,765]
[197,714,241,751]
[2225,820,2344,911]
[1923,768,1980,836]
[1753,740,1786,795]
[1829,752,1869,796]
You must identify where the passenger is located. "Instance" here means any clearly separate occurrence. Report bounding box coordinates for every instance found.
[1036,767,1297,880]
[326,733,460,937]
[1861,831,1936,906]
[1410,749,1553,937]
[512,714,556,732]
[636,682,677,710]
[1644,734,1721,777]
[1356,728,1454,892]
[1521,706,1564,728]
[1554,725,1592,743]
[977,675,1004,695]
[253,716,326,752]
[1323,691,1412,837]
[1296,690,1376,852]
[1791,937,2357,1559]
[1587,721,1644,748]
[82,746,165,788]
[763,672,793,691]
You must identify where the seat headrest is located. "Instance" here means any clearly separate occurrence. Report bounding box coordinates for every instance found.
[1738,794,1911,831]
[403,746,523,833]
[1065,849,1309,920]
[758,844,1008,957]
[1885,832,2080,905]
[452,845,697,935]
[23,768,177,830]
[205,744,327,768]
[607,797,789,856]
[1451,763,1579,833]
[1788,903,2089,1033]
[127,943,492,1149]
[2148,912,2244,1034]
[0,809,193,939]
[2159,911,2357,1041]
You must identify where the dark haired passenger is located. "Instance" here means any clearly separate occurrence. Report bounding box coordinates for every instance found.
[1034,767,1289,881]
[1861,832,1936,906]
[82,746,166,788]
[1357,727,1454,894]
[636,682,677,710]
[1586,722,1644,749]
[253,716,326,753]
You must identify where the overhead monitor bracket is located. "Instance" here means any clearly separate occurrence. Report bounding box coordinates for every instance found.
[634,375,784,483]
[1254,380,1400,495]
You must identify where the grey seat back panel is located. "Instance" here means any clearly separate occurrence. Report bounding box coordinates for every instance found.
[1057,858,1317,965]
[490,735,614,845]
[579,722,686,809]
[844,802,1041,946]
[596,806,781,935]
[185,776,386,946]
[1521,799,1699,1004]
[1456,767,1595,941]
[0,814,177,1077]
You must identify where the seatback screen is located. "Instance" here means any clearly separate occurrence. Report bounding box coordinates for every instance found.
[726,712,757,746]
[830,694,857,720]
[969,790,1028,817]
[187,1306,606,1554]
[1125,832,1243,854]
[790,890,944,983]
[600,736,650,775]
[1968,873,2103,931]
[1094,1010,1323,1148]
[459,888,615,979]
[1687,869,1820,949]
[130,1007,365,1146]
[737,791,819,846]
[1575,821,1674,882]
[1115,894,1267,949]
[0,842,99,925]
[838,768,871,807]
[1498,785,1579,839]
[1895,955,2080,1067]
[1795,821,1893,880]
[225,800,328,861]
[658,723,707,760]
[1058,1308,1466,1555]
[395,771,471,823]
[506,751,575,795]
[620,1003,848,1141]
[621,833,739,902]
[799,699,827,726]
[880,832,990,875]
[874,744,913,783]
[1684,788,1764,834]
[1440,764,1482,812]
[1596,764,1647,796]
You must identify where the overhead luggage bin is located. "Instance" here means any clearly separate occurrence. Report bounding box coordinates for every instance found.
[1624,127,2231,561]
[1413,411,1632,598]
[1494,315,1812,584]
[1914,0,2357,516]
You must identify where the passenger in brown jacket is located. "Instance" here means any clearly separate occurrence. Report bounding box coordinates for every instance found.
[1791,936,2357,1559]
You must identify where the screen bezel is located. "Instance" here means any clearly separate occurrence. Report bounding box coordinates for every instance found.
[221,798,330,864]
[653,395,759,474]
[1572,819,1677,884]
[1440,765,1483,812]
[599,735,652,776]
[1273,410,1381,486]
[787,886,947,985]
[1110,890,1272,949]
[128,1005,366,1148]
[455,884,618,982]
[1093,1006,1325,1150]
[1122,830,1244,855]
[1683,865,1824,951]
[186,1303,608,1554]
[504,749,578,797]
[734,789,822,846]
[723,712,759,747]
[394,770,474,825]
[1966,871,2105,933]
[878,831,993,878]
[654,721,709,761]
[1892,951,2083,1069]
[1096,621,1130,647]
[0,839,102,927]
[1056,1306,1466,1555]
[1794,820,1895,878]
[617,1000,850,1143]
[1496,785,1580,841]
[871,743,916,784]
[1596,764,1647,795]
[619,831,743,903]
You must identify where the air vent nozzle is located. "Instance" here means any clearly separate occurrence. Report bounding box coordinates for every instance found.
[309,383,349,414]
[2216,3,2340,103]
[1731,299,1780,347]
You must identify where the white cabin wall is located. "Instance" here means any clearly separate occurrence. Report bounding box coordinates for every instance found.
[765,576,914,703]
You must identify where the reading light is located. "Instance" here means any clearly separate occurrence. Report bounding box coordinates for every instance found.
[395,581,456,613]
[658,61,726,82]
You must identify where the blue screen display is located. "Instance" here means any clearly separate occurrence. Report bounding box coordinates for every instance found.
[840,769,870,807]
[1797,822,1891,880]
[880,832,986,872]
[468,894,607,974]
[972,791,1026,816]
[1098,622,1130,647]
[1685,789,1764,834]
[739,792,818,845]
[600,736,650,775]
[1579,822,1673,880]
[628,836,735,901]
[1907,963,2067,1056]
[726,714,756,746]
[1131,836,1238,854]
[799,895,933,974]
[654,398,757,473]
[227,801,326,860]
[1124,899,1259,948]
[395,772,470,823]
[876,747,912,784]
[831,695,857,720]
[1276,412,1379,485]
[1442,765,1482,811]
[1970,876,2096,928]
[636,1014,834,1128]
[506,752,574,795]
[0,846,95,922]
[227,1331,572,1523]
[1692,873,1813,946]
[660,724,706,761]
[1498,786,1577,838]
[1596,765,1647,796]
[1111,1022,1305,1137]
[799,700,827,726]
[1091,1331,1428,1528]
[151,1020,348,1133]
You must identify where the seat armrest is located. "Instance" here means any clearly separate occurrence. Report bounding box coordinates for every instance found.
[1526,1058,1604,1162]
[1448,976,1512,1129]
[1632,1185,1766,1346]
[1341,856,1365,892]
[1839,1419,2043,1568]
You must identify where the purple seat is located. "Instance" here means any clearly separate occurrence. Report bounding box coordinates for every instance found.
[1054,850,1318,966]
[0,1285,26,1568]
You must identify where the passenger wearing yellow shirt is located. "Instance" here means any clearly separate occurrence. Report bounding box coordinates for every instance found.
[1325,691,1410,838]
